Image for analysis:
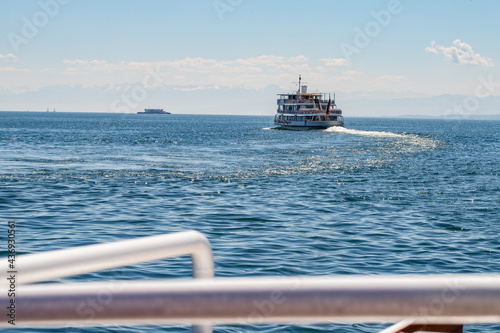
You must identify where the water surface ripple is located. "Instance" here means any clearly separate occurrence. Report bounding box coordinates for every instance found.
[1,113,499,332]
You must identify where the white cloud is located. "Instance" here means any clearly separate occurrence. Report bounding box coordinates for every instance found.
[0,67,29,72]
[0,53,17,62]
[320,58,350,67]
[335,71,362,81]
[425,39,494,67]
[7,53,477,100]
[338,75,355,81]
[56,56,414,95]
[62,59,146,73]
[62,55,310,75]
[58,55,314,89]
[232,55,283,67]
[288,55,309,63]
[342,70,362,76]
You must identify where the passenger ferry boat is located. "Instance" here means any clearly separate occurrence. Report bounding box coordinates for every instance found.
[137,108,171,114]
[274,76,344,130]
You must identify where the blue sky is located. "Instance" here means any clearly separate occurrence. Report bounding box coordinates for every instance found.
[1,0,500,116]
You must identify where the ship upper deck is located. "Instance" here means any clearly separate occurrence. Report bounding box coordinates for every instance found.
[277,93,332,105]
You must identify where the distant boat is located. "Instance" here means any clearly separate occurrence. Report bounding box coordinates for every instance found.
[274,75,344,130]
[137,109,171,115]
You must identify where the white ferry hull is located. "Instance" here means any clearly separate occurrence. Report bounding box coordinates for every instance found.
[274,120,344,130]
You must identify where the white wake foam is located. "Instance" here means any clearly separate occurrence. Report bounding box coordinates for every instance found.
[326,126,438,151]
[325,126,407,138]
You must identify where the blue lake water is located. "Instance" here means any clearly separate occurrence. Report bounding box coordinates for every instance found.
[1,112,499,332]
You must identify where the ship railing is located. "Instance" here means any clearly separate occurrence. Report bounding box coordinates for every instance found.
[279,109,342,115]
[2,231,500,333]
[279,99,331,104]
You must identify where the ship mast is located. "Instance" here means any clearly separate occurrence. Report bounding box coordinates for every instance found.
[293,75,302,94]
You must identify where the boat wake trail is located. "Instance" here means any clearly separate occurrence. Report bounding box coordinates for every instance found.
[326,126,438,151]
[325,126,407,138]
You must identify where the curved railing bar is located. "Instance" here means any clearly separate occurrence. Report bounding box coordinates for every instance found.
[1,230,214,333]
[10,230,214,284]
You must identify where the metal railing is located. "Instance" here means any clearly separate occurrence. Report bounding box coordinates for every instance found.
[2,231,500,332]
[2,230,214,333]
[14,230,214,283]
[277,109,342,115]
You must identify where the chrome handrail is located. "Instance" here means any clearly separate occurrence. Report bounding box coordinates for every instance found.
[13,230,214,284]
[7,274,500,326]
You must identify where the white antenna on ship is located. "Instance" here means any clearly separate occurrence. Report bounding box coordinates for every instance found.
[293,74,307,94]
